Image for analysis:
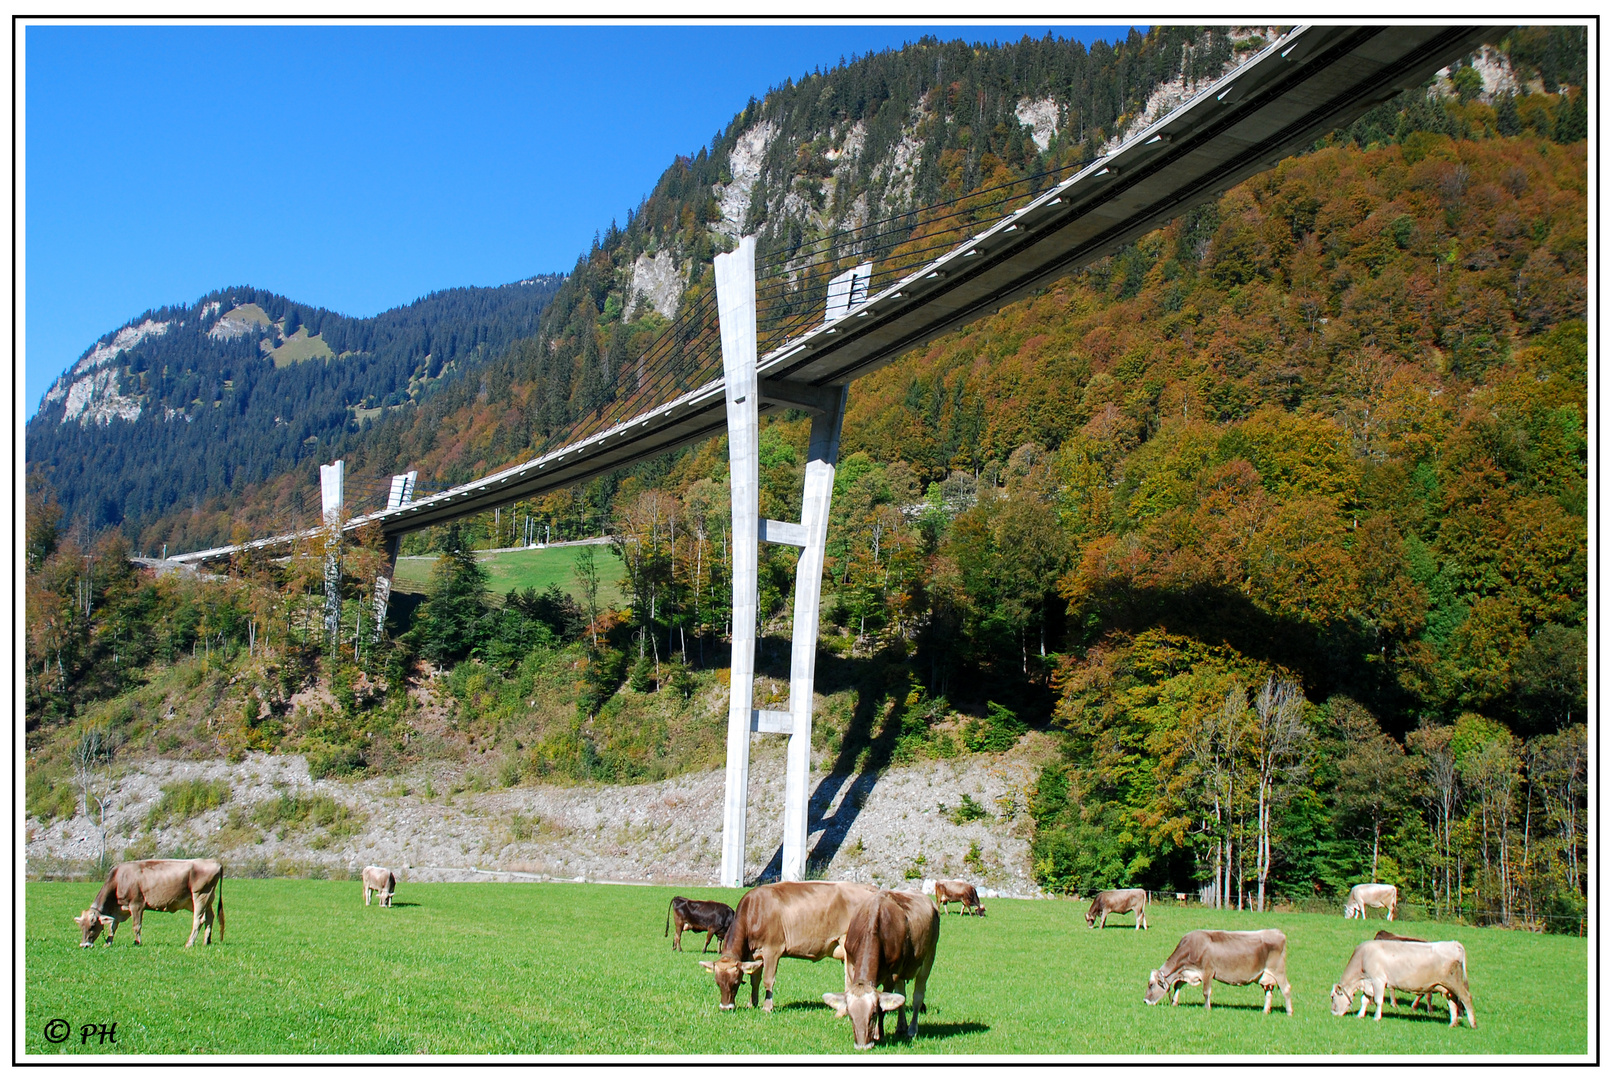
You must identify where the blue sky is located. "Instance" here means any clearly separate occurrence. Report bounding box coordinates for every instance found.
[24,22,1143,416]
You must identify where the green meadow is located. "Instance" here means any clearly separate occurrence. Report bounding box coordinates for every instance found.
[392,544,627,608]
[25,880,1586,1056]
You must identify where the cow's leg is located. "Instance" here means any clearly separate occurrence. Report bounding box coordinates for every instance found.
[1171,984,1181,1006]
[365,885,372,906]
[1280,976,1293,1016]
[199,893,215,945]
[702,929,716,954]
[760,951,781,1012]
[1202,979,1213,1011]
[672,922,683,953]
[185,902,205,948]
[1260,974,1274,1014]
[129,902,146,946]
[1356,988,1370,1018]
[1372,981,1385,1022]
[1099,912,1107,929]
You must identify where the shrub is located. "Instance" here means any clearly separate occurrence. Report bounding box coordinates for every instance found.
[965,840,987,874]
[963,701,1026,753]
[147,779,232,829]
[307,744,366,780]
[250,793,365,840]
[950,793,990,824]
[27,771,79,825]
[903,853,928,880]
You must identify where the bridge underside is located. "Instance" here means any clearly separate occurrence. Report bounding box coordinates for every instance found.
[173,24,1490,568]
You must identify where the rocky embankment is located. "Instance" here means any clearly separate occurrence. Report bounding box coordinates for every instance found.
[28,734,1060,897]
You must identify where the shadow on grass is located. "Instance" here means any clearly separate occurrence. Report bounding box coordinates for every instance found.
[379,901,422,908]
[912,1021,991,1041]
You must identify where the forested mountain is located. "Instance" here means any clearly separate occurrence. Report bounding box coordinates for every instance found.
[27,276,565,543]
[27,26,1587,925]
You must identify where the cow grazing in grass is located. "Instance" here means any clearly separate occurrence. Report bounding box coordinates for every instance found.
[665,896,735,953]
[1086,888,1148,930]
[1331,939,1475,1028]
[362,866,396,907]
[1374,930,1435,1010]
[1143,929,1292,1014]
[932,880,985,917]
[74,859,224,948]
[824,889,940,1049]
[699,881,877,1012]
[1343,882,1398,920]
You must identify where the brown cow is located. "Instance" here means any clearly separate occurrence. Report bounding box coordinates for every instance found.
[933,880,985,917]
[362,866,395,907]
[1143,929,1292,1014]
[665,896,735,953]
[1374,930,1435,1010]
[699,881,877,1012]
[74,859,224,948]
[1331,939,1475,1028]
[1344,882,1398,920]
[824,889,941,1049]
[1086,888,1148,929]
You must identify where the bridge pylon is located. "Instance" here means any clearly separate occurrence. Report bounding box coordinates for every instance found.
[716,236,848,887]
[319,460,345,647]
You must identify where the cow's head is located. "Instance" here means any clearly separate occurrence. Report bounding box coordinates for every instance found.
[73,909,115,947]
[1143,969,1170,1006]
[1084,910,1096,928]
[975,902,986,917]
[699,957,762,1010]
[1329,983,1355,1016]
[824,984,905,1050]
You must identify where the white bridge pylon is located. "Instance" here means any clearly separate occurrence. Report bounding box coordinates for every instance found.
[717,236,848,888]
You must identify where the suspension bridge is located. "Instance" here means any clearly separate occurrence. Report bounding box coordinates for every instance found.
[167,25,1492,887]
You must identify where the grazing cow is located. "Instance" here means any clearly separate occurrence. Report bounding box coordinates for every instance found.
[362,866,396,907]
[933,880,985,917]
[699,881,878,1012]
[1086,888,1149,930]
[1331,939,1475,1028]
[73,859,224,948]
[1343,882,1398,920]
[1143,929,1293,1014]
[665,896,736,953]
[824,889,941,1049]
[1374,930,1434,1010]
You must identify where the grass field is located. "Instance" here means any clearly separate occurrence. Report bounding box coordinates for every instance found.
[392,544,627,608]
[25,881,1587,1057]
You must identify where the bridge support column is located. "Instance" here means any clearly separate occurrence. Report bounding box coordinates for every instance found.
[717,238,761,889]
[779,386,848,882]
[319,460,345,648]
[716,236,848,886]
[371,471,418,641]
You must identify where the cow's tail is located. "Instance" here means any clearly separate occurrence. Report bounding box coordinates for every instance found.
[215,873,225,942]
[665,897,673,937]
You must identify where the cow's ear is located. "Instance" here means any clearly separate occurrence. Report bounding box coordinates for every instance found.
[823,993,848,1018]
[878,993,905,1012]
[739,960,764,974]
[698,961,717,972]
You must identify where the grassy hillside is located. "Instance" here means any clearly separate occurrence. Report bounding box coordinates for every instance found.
[24,880,1587,1055]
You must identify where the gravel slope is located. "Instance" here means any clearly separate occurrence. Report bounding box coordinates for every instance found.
[28,734,1059,898]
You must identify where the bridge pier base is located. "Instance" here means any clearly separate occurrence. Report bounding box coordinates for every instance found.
[716,236,847,887]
